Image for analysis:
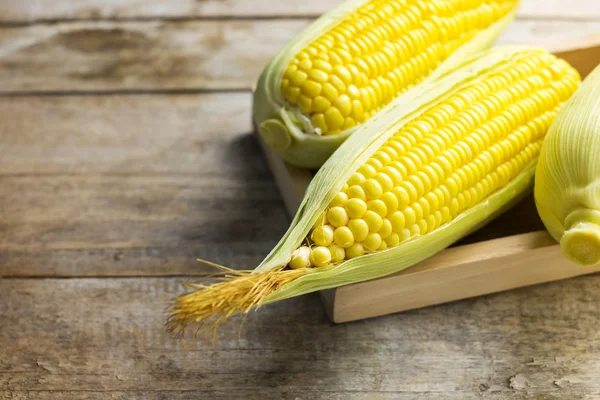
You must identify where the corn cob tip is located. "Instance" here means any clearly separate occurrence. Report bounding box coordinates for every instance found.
[259,119,292,150]
[166,262,308,335]
[560,210,600,266]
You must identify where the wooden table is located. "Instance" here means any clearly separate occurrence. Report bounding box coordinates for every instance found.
[1,1,600,399]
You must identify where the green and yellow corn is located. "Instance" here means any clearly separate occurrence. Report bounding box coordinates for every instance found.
[535,64,600,266]
[254,0,520,168]
[170,47,580,333]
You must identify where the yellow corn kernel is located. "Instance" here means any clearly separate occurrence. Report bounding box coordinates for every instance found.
[325,107,345,130]
[379,219,393,240]
[347,185,367,200]
[289,246,312,269]
[310,246,332,268]
[346,243,365,259]
[334,95,352,116]
[330,192,349,207]
[363,233,382,251]
[312,96,332,113]
[301,80,322,98]
[381,191,399,213]
[364,178,383,199]
[367,199,388,217]
[348,218,369,242]
[311,224,334,247]
[334,226,354,248]
[385,233,400,247]
[328,245,346,263]
[345,198,368,218]
[327,206,349,227]
[364,210,384,233]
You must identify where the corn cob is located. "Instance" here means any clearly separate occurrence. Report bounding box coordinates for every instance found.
[535,64,600,266]
[254,0,520,168]
[170,47,580,333]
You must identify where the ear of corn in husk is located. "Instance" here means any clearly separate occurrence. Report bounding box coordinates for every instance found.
[535,64,600,266]
[169,47,580,333]
[253,0,520,168]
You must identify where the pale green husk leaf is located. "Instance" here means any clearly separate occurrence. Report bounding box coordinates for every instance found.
[535,64,600,266]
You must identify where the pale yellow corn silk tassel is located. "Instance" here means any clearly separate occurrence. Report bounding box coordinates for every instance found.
[166,262,306,335]
[169,47,580,333]
[535,64,600,266]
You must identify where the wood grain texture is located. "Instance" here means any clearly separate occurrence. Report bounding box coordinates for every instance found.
[0,93,252,174]
[1,277,600,399]
[0,0,598,21]
[1,19,600,93]
[0,93,289,276]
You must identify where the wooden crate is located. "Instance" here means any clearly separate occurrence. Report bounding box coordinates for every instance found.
[257,38,600,323]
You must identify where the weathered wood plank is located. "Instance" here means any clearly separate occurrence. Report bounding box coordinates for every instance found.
[0,93,254,174]
[0,0,598,22]
[0,20,287,93]
[0,175,287,275]
[1,19,599,93]
[0,93,288,276]
[0,0,338,22]
[1,277,600,398]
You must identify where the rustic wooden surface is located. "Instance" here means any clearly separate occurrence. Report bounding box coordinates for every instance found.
[1,1,600,399]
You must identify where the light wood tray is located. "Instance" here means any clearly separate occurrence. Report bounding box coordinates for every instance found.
[257,37,600,323]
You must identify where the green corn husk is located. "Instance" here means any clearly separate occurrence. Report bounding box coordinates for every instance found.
[253,0,520,168]
[535,64,600,266]
[168,47,573,333]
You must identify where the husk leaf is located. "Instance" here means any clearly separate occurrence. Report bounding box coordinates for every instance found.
[535,64,600,266]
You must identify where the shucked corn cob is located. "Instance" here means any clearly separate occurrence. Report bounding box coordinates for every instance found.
[170,47,580,333]
[254,0,520,168]
[535,64,600,266]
